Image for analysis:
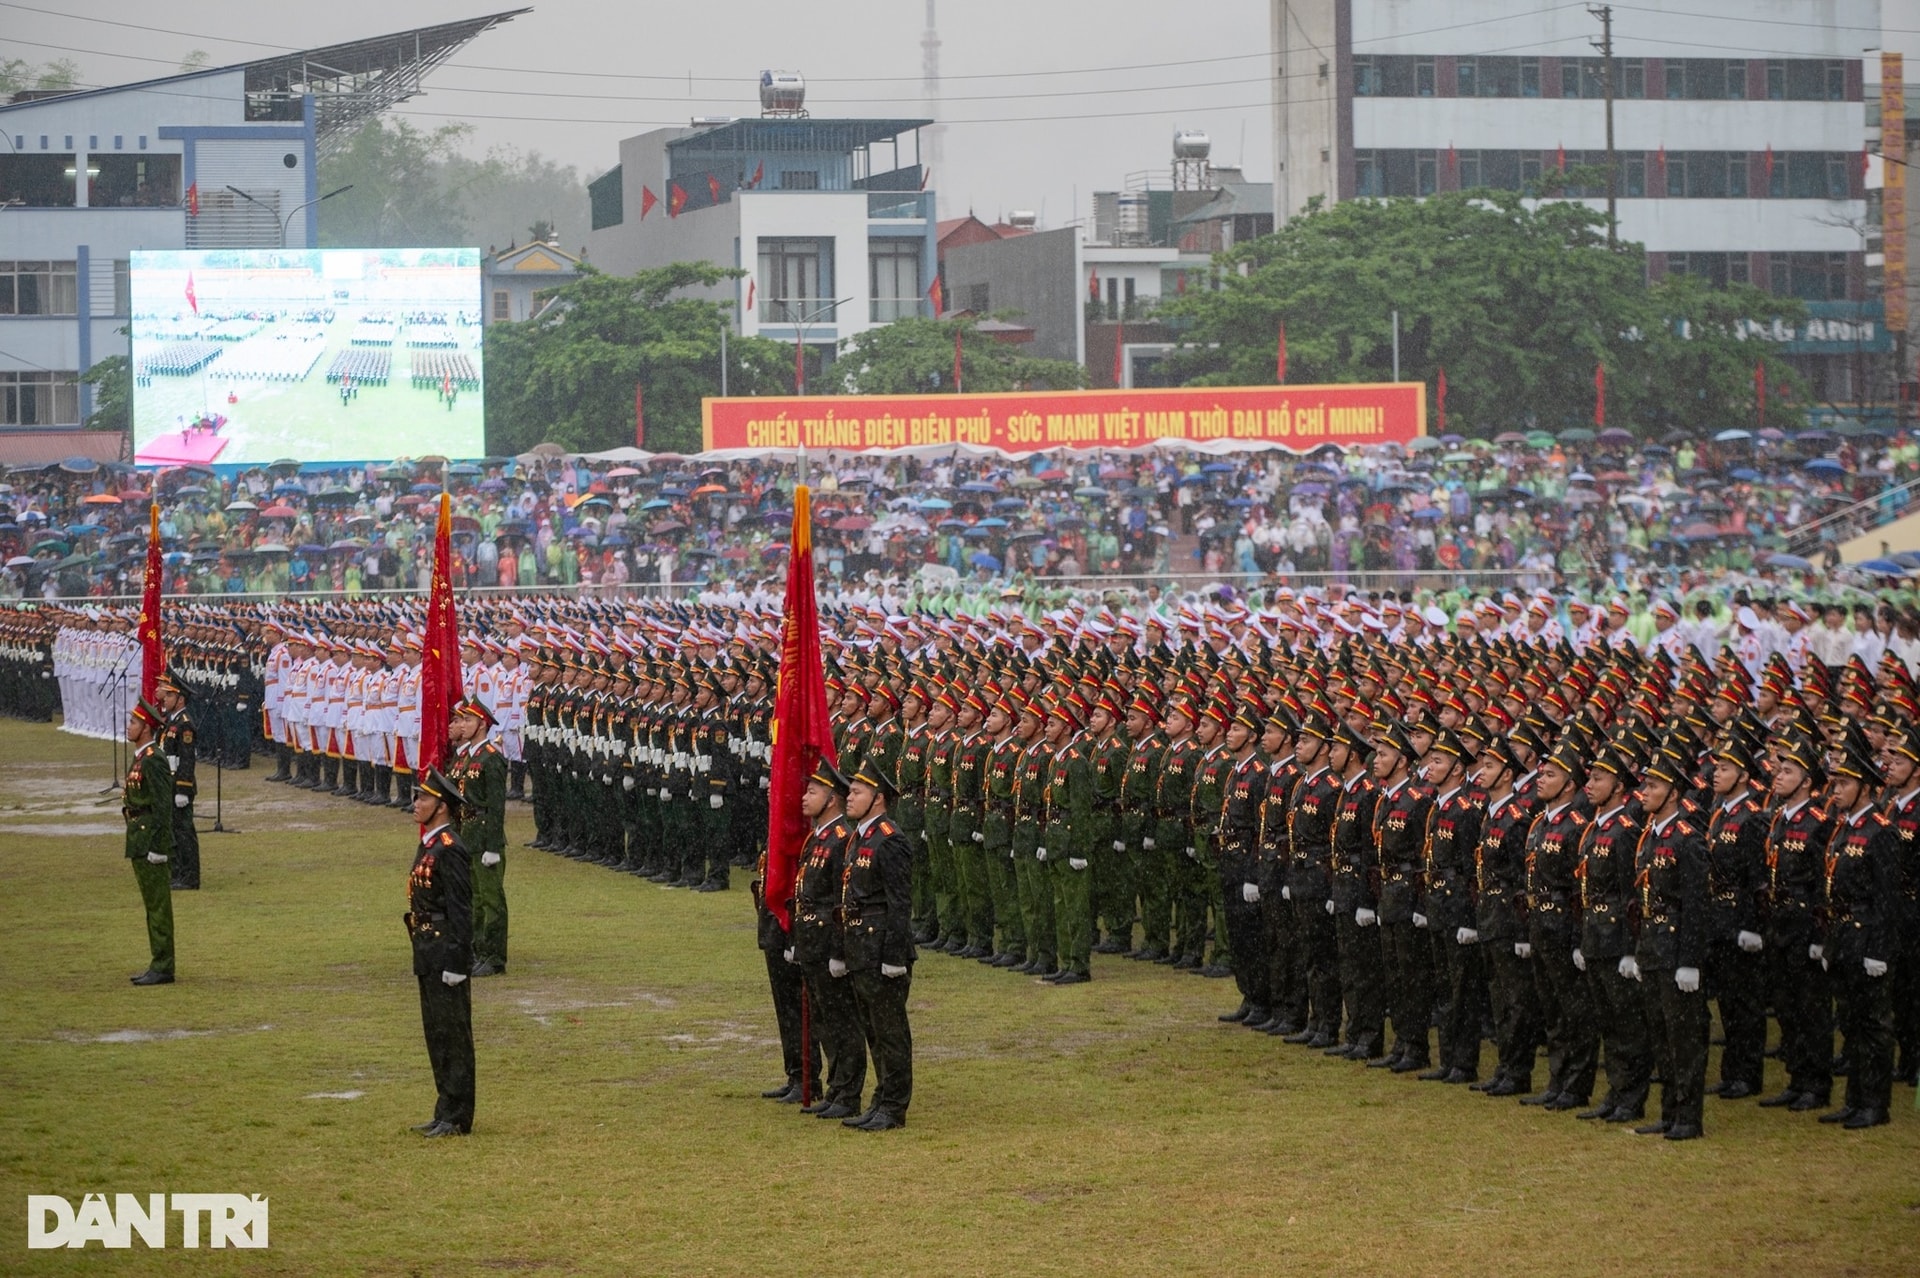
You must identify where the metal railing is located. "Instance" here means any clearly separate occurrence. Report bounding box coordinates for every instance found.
[1785,474,1920,555]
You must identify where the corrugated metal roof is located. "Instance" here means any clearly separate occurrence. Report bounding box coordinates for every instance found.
[0,431,128,468]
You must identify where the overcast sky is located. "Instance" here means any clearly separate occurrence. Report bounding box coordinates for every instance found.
[12,0,1275,227]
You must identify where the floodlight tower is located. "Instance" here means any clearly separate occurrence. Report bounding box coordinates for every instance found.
[922,0,945,215]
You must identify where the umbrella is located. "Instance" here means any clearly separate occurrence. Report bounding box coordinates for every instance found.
[261,505,298,519]
[958,481,999,493]
[1714,429,1752,443]
[992,498,1027,511]
[5,555,35,568]
[267,458,302,472]
[1762,553,1814,571]
[81,493,121,505]
[651,520,686,534]
[1803,458,1846,473]
[1524,431,1556,449]
[1406,436,1444,451]
[226,500,258,512]
[328,538,366,552]
[833,516,873,532]
[1010,475,1043,489]
[1557,427,1595,443]
[975,517,1010,528]
[253,543,289,555]
[409,483,442,496]
[59,457,99,474]
[641,498,673,511]
[478,478,508,492]
[173,485,205,497]
[32,538,69,554]
[1201,462,1236,475]
[574,495,613,508]
[691,483,729,497]
[606,466,642,478]
[1493,431,1528,444]
[917,497,953,510]
[969,552,1002,570]
[272,480,306,495]
[1726,467,1762,483]
[1856,558,1912,576]
[1073,485,1109,499]
[447,463,482,477]
[1678,522,1722,540]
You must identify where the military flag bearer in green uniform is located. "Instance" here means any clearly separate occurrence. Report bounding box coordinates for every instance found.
[405,769,475,1137]
[450,699,510,976]
[123,698,176,985]
[156,671,200,891]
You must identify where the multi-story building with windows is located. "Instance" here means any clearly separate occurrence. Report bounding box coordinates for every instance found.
[1271,1,1885,402]
[0,13,521,459]
[584,94,939,382]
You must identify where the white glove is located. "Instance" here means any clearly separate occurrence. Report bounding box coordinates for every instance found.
[971,831,984,844]
[1280,885,1291,901]
[1674,966,1700,994]
[659,789,672,802]
[146,851,169,864]
[1069,857,1088,871]
[921,832,929,844]
[481,851,501,867]
[441,971,468,986]
[1355,908,1377,927]
[1808,944,1823,962]
[1619,955,1641,981]
[1456,927,1478,945]
[1325,899,1336,915]
[603,775,614,786]
[828,958,848,978]
[782,947,796,964]
[1514,942,1532,959]
[1571,948,1586,972]
[1412,912,1428,929]
[623,776,635,791]
[759,776,770,790]
[1112,840,1126,853]
[1242,882,1260,904]
[1036,846,1048,861]
[166,755,180,772]
[1142,838,1155,850]
[174,793,189,808]
[880,962,908,978]
[710,794,723,809]
[1865,957,1889,978]
[1736,930,1762,954]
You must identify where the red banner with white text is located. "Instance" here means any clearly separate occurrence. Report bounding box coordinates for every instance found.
[700,383,1426,455]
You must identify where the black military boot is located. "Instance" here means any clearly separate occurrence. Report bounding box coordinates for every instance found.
[508,761,526,801]
[377,765,393,805]
[268,744,291,782]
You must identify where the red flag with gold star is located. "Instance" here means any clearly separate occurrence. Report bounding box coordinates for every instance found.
[138,503,163,704]
[417,491,463,774]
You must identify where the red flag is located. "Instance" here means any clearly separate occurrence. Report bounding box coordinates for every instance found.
[442,372,452,398]
[1277,320,1288,384]
[953,326,964,393]
[1556,143,1566,171]
[1763,146,1774,181]
[708,174,722,205]
[1657,146,1667,182]
[745,278,756,312]
[1437,366,1448,436]
[417,492,463,777]
[138,503,163,705]
[668,183,687,218]
[919,166,931,192]
[1088,266,1100,302]
[634,382,646,448]
[184,271,198,317]
[794,339,805,394]
[1593,363,1606,428]
[928,274,944,317]
[764,484,837,932]
[640,185,659,220]
[1755,361,1767,426]
[1446,143,1457,174]
[186,182,199,217]
[750,160,764,188]
[1859,145,1871,182]
[1112,319,1126,388]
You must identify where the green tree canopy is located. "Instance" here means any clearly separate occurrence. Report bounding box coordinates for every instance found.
[833,317,1087,395]
[484,262,792,455]
[1161,190,1802,435]
[81,354,130,434]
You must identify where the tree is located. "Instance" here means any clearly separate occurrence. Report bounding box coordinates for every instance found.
[0,58,80,94]
[1160,190,1795,435]
[317,119,475,248]
[178,50,211,74]
[484,262,792,455]
[81,355,131,434]
[833,317,1087,395]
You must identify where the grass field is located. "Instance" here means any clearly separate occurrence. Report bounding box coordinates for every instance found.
[2,716,1917,1276]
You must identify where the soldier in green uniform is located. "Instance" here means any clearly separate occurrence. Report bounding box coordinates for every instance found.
[155,671,200,891]
[1011,698,1055,976]
[123,698,176,986]
[1152,699,1202,969]
[405,768,475,1136]
[1086,692,1132,954]
[838,762,916,1130]
[944,691,991,957]
[449,699,510,976]
[1187,701,1235,976]
[1041,695,1097,984]
[1118,691,1166,960]
[892,685,934,943]
[981,695,1027,967]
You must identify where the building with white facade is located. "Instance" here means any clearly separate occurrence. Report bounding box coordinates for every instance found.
[0,13,521,454]
[584,108,938,381]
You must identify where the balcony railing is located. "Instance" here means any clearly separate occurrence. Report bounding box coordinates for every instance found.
[869,297,926,322]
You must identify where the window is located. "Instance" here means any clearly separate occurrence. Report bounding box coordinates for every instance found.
[868,240,922,322]
[1624,154,1646,197]
[1123,277,1137,317]
[756,237,832,321]
[1776,252,1849,300]
[1665,60,1688,99]
[492,290,511,321]
[1382,150,1417,195]
[1784,60,1839,101]
[1689,151,1728,198]
[1666,153,1688,197]
[966,282,989,313]
[0,261,78,316]
[1457,150,1482,189]
[1379,55,1417,97]
[89,153,180,207]
[1520,58,1540,98]
[1354,56,1380,96]
[1726,61,1749,100]
[0,371,80,426]
[1105,277,1120,321]
[1455,60,1477,98]
[1767,61,1786,100]
[1416,60,1436,97]
[1728,153,1748,198]
[113,259,130,316]
[1355,150,1384,197]
[0,154,77,207]
[1483,150,1520,190]
[1827,61,1846,101]
[1478,56,1520,97]
[778,170,820,191]
[1619,59,1645,99]
[1416,152,1437,196]
[1521,153,1543,186]
[1729,257,1750,285]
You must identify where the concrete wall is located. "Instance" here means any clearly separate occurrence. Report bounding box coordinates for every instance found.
[944,226,1081,363]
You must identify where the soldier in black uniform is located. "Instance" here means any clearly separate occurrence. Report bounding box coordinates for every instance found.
[1816,735,1901,1129]
[1251,711,1302,1035]
[1283,709,1344,1050]
[1629,749,1710,1140]
[1471,735,1539,1097]
[405,769,475,1137]
[1574,744,1650,1123]
[793,761,865,1120]
[1757,735,1835,1112]
[1702,732,1771,1100]
[1327,721,1384,1062]
[1419,729,1484,1084]
[155,671,200,891]
[837,762,917,1131]
[1217,705,1270,1025]
[1520,740,1595,1110]
[1371,722,1435,1073]
[1880,725,1920,1088]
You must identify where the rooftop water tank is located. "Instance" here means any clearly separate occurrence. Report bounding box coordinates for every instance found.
[1173,130,1212,160]
[760,70,807,115]
[1007,210,1038,228]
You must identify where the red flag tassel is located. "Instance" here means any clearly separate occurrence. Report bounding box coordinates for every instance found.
[763,484,838,934]
[418,491,463,779]
[139,502,163,704]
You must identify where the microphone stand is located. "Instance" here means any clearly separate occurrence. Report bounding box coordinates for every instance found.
[100,659,129,796]
[205,743,238,834]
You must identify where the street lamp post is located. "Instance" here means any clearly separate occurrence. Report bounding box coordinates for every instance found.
[784,297,852,394]
[225,183,354,248]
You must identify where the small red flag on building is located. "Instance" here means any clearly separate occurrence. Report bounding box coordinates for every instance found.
[953,326,964,393]
[1277,320,1288,384]
[138,503,164,705]
[1446,143,1457,174]
[1556,143,1566,171]
[640,185,659,220]
[668,183,687,218]
[708,174,722,205]
[1763,146,1774,181]
[1088,267,1100,302]
[184,271,198,316]
[186,182,199,216]
[745,278,756,312]
[763,483,837,933]
[927,275,943,317]
[417,492,464,777]
[750,160,764,188]
[1437,366,1448,436]
[1593,363,1606,428]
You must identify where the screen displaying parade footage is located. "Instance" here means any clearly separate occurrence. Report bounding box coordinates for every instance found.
[129,247,484,466]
